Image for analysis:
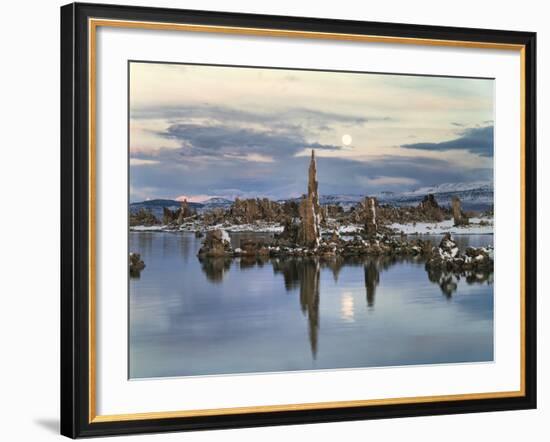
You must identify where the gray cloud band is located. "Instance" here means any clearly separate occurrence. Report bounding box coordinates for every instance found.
[402,126,494,157]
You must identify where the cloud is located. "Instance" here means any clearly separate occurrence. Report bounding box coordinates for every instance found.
[359,176,419,187]
[131,103,388,163]
[223,153,275,163]
[128,63,494,202]
[159,123,341,159]
[401,125,494,157]
[131,104,386,130]
[130,158,160,166]
[283,108,378,126]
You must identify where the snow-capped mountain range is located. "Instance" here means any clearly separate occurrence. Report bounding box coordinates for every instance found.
[130,181,493,217]
[379,181,493,211]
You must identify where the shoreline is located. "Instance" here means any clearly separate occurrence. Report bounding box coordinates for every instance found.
[129,218,494,236]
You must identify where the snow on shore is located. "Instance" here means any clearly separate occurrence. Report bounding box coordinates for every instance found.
[333,224,362,235]
[130,217,493,236]
[130,222,285,234]
[130,225,166,232]
[219,223,283,233]
[390,217,493,235]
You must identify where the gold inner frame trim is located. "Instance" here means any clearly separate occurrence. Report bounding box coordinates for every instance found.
[91,390,524,423]
[88,17,527,424]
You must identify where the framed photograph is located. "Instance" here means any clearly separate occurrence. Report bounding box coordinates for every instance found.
[60,2,536,438]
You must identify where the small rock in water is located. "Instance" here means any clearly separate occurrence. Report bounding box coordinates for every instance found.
[129,252,145,277]
[197,229,233,257]
[425,233,493,273]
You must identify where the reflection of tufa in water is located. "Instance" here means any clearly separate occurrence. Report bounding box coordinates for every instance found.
[198,256,231,283]
[129,231,495,377]
[299,261,320,358]
[426,264,493,298]
[364,260,380,308]
[362,256,398,308]
[272,258,320,357]
[194,250,493,360]
[196,249,493,358]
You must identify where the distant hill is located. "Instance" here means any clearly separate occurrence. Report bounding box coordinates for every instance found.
[200,197,234,210]
[129,197,235,218]
[130,199,201,219]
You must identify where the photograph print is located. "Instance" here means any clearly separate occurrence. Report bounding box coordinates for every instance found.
[128,61,495,379]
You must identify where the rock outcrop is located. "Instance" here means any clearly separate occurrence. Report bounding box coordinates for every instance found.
[129,252,145,277]
[197,229,233,257]
[348,197,378,236]
[425,233,493,273]
[325,204,344,218]
[419,194,439,211]
[277,218,301,245]
[364,197,377,237]
[297,150,322,248]
[234,238,270,257]
[163,199,195,225]
[177,199,194,224]
[349,194,450,227]
[417,194,445,222]
[200,199,300,226]
[130,208,160,226]
[162,207,175,225]
[243,232,433,259]
[452,196,469,226]
[230,198,275,223]
[202,208,226,226]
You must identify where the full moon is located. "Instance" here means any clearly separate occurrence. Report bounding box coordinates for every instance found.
[342,134,352,146]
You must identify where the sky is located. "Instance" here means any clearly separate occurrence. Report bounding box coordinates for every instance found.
[129,61,494,203]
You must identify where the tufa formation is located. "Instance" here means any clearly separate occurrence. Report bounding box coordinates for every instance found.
[363,197,378,237]
[163,199,195,225]
[452,196,469,226]
[129,252,145,277]
[298,150,322,248]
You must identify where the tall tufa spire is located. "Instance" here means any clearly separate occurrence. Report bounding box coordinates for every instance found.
[298,149,322,248]
[308,150,319,205]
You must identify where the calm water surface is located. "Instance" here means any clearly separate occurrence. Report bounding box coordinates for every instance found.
[129,232,494,378]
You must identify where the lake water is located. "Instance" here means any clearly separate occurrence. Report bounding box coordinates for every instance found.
[129,231,494,378]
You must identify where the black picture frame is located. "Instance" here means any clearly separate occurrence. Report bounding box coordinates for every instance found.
[61,2,537,438]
